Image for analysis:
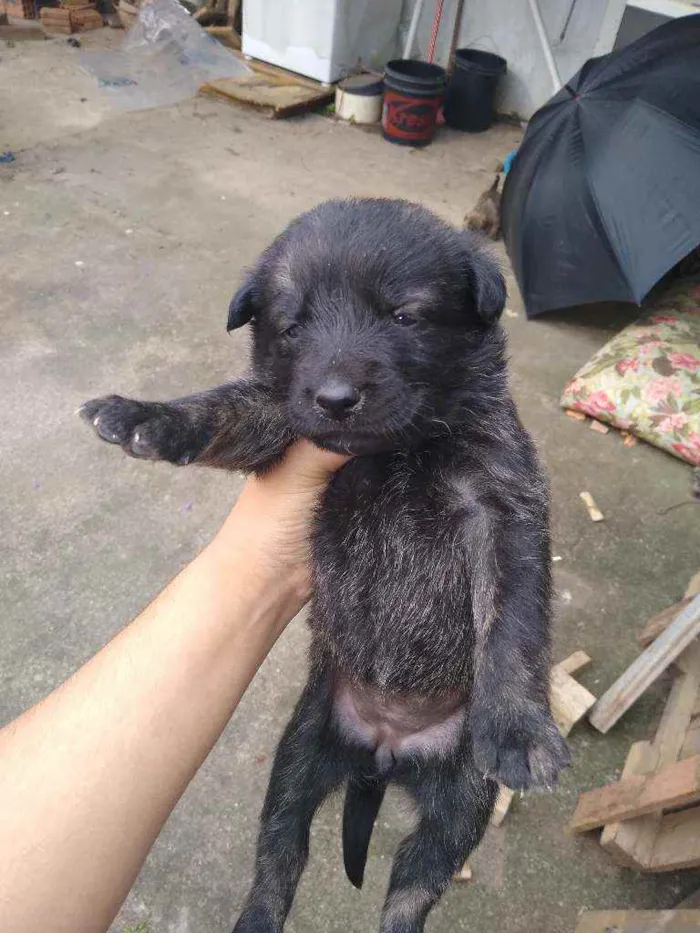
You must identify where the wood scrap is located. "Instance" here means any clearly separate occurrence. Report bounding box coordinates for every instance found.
[589,420,610,435]
[649,807,700,871]
[550,664,597,736]
[599,740,657,867]
[490,786,514,828]
[576,911,700,932]
[687,570,700,600]
[205,24,240,49]
[452,861,472,881]
[201,74,333,119]
[568,753,700,834]
[600,668,700,867]
[116,0,138,29]
[579,491,604,522]
[588,594,700,733]
[639,598,694,648]
[565,409,586,422]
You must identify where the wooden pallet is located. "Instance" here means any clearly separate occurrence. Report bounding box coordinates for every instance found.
[569,580,700,871]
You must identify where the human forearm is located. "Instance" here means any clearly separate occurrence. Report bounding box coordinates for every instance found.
[0,527,305,933]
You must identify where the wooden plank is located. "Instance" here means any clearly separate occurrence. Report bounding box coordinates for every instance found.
[576,911,700,932]
[490,785,514,827]
[601,671,700,867]
[568,754,700,835]
[201,75,333,119]
[589,595,700,733]
[681,723,700,760]
[554,650,592,676]
[686,571,700,600]
[600,741,657,867]
[649,807,700,872]
[550,666,597,736]
[640,598,693,648]
[204,24,241,49]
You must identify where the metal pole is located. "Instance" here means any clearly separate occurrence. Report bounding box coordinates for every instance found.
[403,0,426,59]
[526,0,562,92]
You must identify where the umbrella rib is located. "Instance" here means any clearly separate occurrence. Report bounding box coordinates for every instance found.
[578,116,638,301]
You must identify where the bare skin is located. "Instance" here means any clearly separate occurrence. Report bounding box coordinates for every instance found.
[0,440,348,933]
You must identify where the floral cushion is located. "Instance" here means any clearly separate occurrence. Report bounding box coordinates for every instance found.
[560,280,700,466]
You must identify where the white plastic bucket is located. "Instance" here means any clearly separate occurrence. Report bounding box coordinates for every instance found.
[335,74,383,124]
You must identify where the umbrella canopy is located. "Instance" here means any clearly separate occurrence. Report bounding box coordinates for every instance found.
[502,15,700,318]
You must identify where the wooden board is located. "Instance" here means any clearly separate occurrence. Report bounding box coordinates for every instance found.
[639,598,694,648]
[490,785,514,827]
[589,595,700,733]
[554,650,592,676]
[204,24,240,49]
[600,671,700,867]
[550,665,597,736]
[576,911,700,932]
[201,75,333,119]
[569,754,700,835]
[649,806,700,872]
[600,740,657,867]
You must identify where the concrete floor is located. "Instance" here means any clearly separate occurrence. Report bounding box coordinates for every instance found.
[2,30,699,933]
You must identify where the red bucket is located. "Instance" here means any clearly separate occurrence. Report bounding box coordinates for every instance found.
[382,60,446,147]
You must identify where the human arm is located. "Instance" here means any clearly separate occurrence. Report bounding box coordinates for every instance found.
[0,440,347,933]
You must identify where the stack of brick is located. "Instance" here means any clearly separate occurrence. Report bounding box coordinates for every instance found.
[6,0,38,19]
[39,0,103,31]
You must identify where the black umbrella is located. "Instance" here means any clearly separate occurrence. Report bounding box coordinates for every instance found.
[502,14,700,318]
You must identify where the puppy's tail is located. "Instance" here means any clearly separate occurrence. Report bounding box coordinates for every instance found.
[342,776,387,889]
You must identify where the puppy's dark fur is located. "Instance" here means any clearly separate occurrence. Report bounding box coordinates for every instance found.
[82,199,569,933]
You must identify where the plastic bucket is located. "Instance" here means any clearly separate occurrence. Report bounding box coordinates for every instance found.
[382,59,446,147]
[335,73,384,125]
[444,49,506,133]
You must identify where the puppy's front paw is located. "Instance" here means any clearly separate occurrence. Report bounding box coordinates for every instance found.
[79,395,198,465]
[470,704,570,791]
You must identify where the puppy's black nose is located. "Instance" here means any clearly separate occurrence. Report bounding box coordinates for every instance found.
[315,379,361,419]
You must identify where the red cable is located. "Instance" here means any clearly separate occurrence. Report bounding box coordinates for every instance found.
[427,0,446,63]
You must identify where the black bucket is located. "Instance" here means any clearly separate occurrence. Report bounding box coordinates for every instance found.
[444,49,506,133]
[382,60,447,147]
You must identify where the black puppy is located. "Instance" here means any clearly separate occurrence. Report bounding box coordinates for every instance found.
[81,199,569,933]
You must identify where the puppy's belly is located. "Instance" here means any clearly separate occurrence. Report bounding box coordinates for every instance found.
[333,676,466,770]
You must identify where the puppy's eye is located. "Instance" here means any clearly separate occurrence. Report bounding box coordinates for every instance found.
[281,323,301,339]
[392,309,417,327]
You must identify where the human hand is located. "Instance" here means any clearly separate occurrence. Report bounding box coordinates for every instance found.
[211,440,350,603]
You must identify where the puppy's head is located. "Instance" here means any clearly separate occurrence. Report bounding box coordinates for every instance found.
[228,199,506,454]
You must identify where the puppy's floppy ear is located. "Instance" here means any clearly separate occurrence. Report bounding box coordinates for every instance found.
[227,277,257,332]
[463,236,507,324]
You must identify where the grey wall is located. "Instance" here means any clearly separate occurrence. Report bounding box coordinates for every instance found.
[402,0,612,119]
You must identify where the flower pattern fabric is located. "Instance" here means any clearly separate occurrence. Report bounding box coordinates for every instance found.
[561,280,700,466]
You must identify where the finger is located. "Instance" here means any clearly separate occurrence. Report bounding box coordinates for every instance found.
[282,439,351,486]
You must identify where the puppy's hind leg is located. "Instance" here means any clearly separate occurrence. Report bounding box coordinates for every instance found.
[380,763,496,933]
[233,674,342,933]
